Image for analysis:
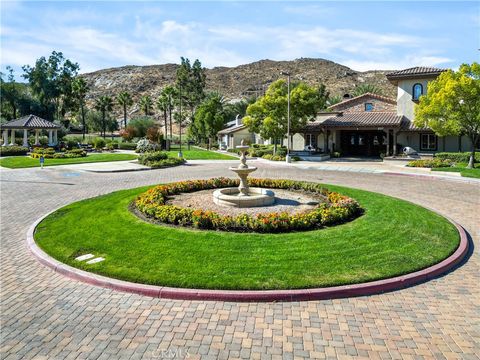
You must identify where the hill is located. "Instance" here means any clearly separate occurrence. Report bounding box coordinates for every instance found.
[81,58,396,117]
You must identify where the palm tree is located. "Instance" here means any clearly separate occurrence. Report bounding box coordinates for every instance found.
[116,91,133,128]
[72,77,89,140]
[326,95,343,107]
[352,84,383,97]
[95,95,113,138]
[161,85,177,140]
[156,94,168,139]
[139,95,153,116]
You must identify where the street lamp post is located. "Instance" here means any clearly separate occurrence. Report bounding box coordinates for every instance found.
[178,84,183,158]
[280,71,291,163]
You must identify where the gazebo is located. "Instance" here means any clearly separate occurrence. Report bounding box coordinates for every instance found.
[0,115,61,147]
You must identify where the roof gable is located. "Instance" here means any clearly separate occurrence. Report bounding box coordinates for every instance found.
[328,93,396,110]
[0,115,61,129]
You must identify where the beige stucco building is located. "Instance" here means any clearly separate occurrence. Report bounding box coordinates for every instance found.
[291,67,474,156]
[217,66,475,157]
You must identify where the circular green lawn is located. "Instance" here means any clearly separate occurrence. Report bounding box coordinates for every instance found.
[34,184,460,290]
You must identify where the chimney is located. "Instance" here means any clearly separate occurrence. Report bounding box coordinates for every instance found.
[235,114,242,126]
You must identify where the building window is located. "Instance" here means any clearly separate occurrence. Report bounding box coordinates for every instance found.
[420,133,437,151]
[412,83,423,101]
[305,134,317,148]
[365,103,374,111]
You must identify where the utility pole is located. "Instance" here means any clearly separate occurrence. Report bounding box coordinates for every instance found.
[178,84,183,158]
[280,71,291,163]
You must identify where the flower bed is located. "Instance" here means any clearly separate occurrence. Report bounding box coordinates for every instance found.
[407,158,453,168]
[135,178,362,233]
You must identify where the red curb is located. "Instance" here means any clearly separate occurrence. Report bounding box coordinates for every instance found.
[27,207,469,302]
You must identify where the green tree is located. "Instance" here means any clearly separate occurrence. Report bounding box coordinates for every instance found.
[352,83,383,97]
[117,91,133,128]
[243,79,322,153]
[139,95,153,116]
[72,77,89,139]
[1,66,19,120]
[159,85,177,140]
[128,116,156,138]
[94,96,114,138]
[316,83,330,110]
[223,97,256,121]
[22,51,79,120]
[190,92,226,147]
[415,62,480,168]
[176,57,206,121]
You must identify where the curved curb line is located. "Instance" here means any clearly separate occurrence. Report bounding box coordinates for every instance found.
[27,208,469,302]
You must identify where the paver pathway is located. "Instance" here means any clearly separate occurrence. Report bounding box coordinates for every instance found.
[1,162,479,359]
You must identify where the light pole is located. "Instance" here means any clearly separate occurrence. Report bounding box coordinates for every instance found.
[178,83,183,158]
[280,71,291,163]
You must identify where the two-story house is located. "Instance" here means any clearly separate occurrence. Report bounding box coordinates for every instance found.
[291,66,474,157]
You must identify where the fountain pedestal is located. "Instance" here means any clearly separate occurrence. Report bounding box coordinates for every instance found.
[213,140,275,208]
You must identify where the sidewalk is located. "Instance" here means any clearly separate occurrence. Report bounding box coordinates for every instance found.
[255,158,480,184]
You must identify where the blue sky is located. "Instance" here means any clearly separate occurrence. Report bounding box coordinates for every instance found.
[1,1,478,79]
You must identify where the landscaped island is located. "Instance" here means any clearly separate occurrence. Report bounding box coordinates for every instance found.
[34,182,459,290]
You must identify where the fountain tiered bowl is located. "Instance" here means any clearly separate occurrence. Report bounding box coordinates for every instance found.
[212,142,275,208]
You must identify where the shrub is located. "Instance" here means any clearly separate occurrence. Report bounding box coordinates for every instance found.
[136,138,161,153]
[66,149,87,157]
[138,151,168,164]
[262,154,285,161]
[93,138,106,150]
[128,117,156,138]
[407,159,454,168]
[148,157,185,169]
[118,142,137,150]
[135,178,363,233]
[64,139,80,149]
[435,152,479,163]
[0,146,29,157]
[120,126,136,141]
[146,126,164,143]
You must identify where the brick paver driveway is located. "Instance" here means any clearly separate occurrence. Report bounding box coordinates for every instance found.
[1,162,479,359]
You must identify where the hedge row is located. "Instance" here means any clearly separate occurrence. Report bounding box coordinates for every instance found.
[435,152,479,163]
[30,148,86,159]
[0,146,29,157]
[135,178,362,233]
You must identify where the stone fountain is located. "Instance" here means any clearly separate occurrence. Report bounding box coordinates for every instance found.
[213,140,275,208]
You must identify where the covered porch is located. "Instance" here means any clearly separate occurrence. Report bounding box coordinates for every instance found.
[0,115,61,147]
[300,112,405,157]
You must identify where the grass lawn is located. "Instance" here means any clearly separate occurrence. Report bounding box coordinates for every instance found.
[432,162,480,179]
[166,146,237,160]
[0,153,138,169]
[34,183,460,290]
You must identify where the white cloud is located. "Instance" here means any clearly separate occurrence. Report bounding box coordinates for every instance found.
[342,55,453,72]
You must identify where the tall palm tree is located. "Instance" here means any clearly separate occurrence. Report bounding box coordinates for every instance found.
[139,95,153,116]
[72,77,89,140]
[116,91,133,128]
[161,85,177,140]
[156,94,168,139]
[95,95,113,138]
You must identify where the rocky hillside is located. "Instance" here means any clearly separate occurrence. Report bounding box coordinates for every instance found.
[81,58,396,117]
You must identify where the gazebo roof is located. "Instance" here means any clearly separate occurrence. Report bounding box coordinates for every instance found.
[0,115,61,130]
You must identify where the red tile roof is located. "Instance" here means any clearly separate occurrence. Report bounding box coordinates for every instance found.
[304,112,404,130]
[386,67,446,80]
[328,93,396,110]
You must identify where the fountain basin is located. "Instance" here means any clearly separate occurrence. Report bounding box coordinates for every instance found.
[213,187,275,208]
